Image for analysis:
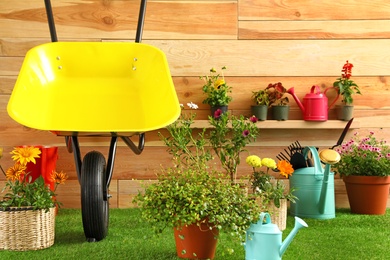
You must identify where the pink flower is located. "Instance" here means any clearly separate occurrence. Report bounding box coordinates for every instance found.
[214,109,222,119]
[250,116,258,123]
[242,130,250,137]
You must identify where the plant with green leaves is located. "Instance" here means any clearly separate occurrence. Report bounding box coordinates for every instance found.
[134,103,261,243]
[201,66,233,107]
[246,156,296,208]
[333,60,362,105]
[209,110,259,183]
[334,131,390,177]
[0,146,68,211]
[252,89,270,107]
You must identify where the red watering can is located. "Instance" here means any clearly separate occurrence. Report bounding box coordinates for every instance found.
[287,85,339,121]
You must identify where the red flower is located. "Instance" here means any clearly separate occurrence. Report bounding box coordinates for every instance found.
[214,109,223,119]
[242,130,250,137]
[341,60,353,79]
[250,115,258,123]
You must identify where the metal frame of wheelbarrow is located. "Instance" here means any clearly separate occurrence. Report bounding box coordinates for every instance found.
[43,0,148,242]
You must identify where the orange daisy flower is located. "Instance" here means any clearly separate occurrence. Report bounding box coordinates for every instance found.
[51,170,68,185]
[11,146,41,166]
[6,163,26,181]
[277,160,294,178]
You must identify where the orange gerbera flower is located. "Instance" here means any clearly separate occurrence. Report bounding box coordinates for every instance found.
[11,146,41,166]
[277,160,294,178]
[6,163,26,181]
[51,170,68,185]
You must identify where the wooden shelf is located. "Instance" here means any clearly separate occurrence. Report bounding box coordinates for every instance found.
[191,120,360,130]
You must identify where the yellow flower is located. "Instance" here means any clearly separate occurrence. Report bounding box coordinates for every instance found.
[11,146,41,166]
[246,155,262,168]
[6,163,26,181]
[261,158,277,169]
[277,160,294,178]
[0,147,3,159]
[51,170,68,185]
[214,79,225,90]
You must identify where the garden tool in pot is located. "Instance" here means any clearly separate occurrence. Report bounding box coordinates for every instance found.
[287,85,339,121]
[289,146,340,219]
[244,212,308,260]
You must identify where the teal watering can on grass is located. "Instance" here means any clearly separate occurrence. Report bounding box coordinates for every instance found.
[289,146,340,219]
[244,212,308,260]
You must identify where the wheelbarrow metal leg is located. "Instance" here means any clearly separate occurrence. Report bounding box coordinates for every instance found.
[70,136,82,184]
[105,136,118,189]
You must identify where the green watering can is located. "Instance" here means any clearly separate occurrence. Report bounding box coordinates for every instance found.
[289,146,340,219]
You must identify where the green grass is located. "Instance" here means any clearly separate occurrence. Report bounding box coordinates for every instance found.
[0,208,389,259]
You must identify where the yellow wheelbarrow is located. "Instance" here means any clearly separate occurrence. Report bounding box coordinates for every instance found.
[7,0,180,242]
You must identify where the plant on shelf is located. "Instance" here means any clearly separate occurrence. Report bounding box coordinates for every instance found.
[133,103,261,258]
[333,60,361,105]
[246,155,296,208]
[209,110,259,183]
[267,82,289,106]
[0,146,68,211]
[201,66,233,108]
[333,131,390,215]
[252,89,270,107]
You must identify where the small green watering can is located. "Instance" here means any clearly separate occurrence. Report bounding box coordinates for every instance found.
[289,146,340,219]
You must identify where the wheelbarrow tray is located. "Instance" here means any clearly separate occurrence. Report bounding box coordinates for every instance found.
[7,42,180,136]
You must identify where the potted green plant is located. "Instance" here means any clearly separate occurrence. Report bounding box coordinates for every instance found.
[201,66,233,116]
[133,103,261,259]
[333,60,362,121]
[208,110,259,183]
[251,89,270,121]
[267,82,290,121]
[0,146,67,250]
[246,155,296,230]
[334,131,390,215]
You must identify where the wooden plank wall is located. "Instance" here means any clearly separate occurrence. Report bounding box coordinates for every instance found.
[1,0,390,209]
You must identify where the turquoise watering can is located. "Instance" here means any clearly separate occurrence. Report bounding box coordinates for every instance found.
[244,212,308,260]
[289,146,340,219]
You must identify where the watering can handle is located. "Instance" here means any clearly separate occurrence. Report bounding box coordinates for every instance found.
[310,85,321,94]
[303,146,324,180]
[324,87,339,110]
[259,212,272,225]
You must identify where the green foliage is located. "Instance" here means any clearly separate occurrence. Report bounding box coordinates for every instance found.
[209,112,259,182]
[201,67,233,107]
[0,174,59,211]
[334,131,390,177]
[252,89,270,106]
[133,168,261,242]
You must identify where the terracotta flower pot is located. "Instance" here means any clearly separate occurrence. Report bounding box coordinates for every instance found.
[174,220,219,259]
[343,175,390,215]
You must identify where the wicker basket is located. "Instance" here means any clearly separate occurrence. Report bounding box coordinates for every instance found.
[0,207,55,251]
[256,198,287,230]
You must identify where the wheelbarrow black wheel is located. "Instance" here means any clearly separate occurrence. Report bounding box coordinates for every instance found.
[81,151,109,242]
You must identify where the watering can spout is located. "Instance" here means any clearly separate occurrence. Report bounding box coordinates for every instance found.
[279,217,308,257]
[287,87,305,113]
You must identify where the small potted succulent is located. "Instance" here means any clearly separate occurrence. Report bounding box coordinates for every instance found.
[134,103,261,259]
[201,66,233,116]
[334,131,390,215]
[251,88,270,121]
[333,60,362,120]
[246,155,296,230]
[266,82,290,121]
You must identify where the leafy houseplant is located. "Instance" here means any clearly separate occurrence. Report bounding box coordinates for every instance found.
[0,146,68,211]
[333,131,390,214]
[251,89,270,121]
[134,103,261,257]
[266,82,290,120]
[246,156,296,208]
[201,67,233,107]
[209,110,259,183]
[333,60,361,105]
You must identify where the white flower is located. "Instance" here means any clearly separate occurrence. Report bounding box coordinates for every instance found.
[187,102,198,109]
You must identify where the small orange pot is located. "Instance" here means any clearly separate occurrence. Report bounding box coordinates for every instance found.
[174,220,219,259]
